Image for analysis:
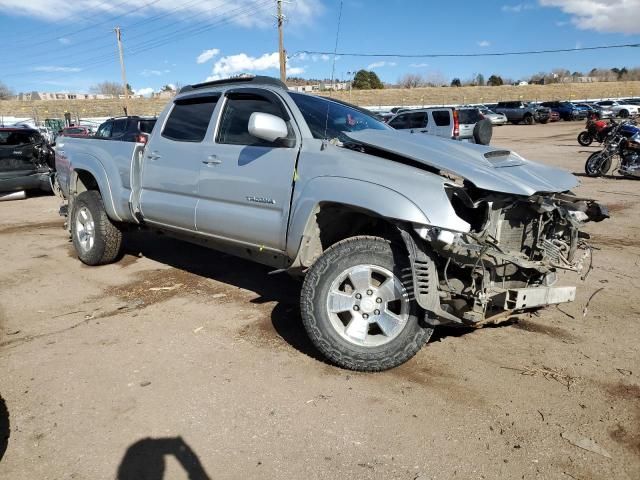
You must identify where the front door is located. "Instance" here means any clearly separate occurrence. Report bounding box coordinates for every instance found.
[139,94,219,230]
[195,88,299,250]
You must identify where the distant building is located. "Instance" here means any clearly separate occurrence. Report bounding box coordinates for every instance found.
[290,85,314,92]
[16,91,117,101]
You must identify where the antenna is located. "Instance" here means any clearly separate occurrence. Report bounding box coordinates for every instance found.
[322,0,344,145]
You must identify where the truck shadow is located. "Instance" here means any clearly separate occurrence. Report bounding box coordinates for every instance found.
[122,231,480,364]
[116,436,210,480]
[0,394,9,462]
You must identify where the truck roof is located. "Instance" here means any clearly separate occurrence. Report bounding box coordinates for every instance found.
[179,75,287,94]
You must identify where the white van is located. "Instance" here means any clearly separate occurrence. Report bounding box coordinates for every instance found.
[387,107,492,144]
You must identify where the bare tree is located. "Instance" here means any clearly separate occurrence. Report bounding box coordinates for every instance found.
[90,81,124,96]
[0,81,14,100]
[398,73,423,89]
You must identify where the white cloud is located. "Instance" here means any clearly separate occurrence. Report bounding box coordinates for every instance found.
[58,37,70,45]
[196,48,220,64]
[540,0,640,34]
[366,61,397,69]
[409,62,430,68]
[33,66,82,72]
[210,51,280,78]
[477,40,491,47]
[288,66,306,75]
[141,69,170,77]
[134,87,155,97]
[502,3,535,12]
[0,0,323,27]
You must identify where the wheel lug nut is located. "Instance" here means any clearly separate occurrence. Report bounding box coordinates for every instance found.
[376,298,382,303]
[362,314,369,319]
[366,289,373,296]
[353,305,359,311]
[355,293,362,299]
[374,309,380,315]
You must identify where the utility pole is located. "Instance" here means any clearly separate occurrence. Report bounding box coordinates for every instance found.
[114,26,130,115]
[277,0,286,82]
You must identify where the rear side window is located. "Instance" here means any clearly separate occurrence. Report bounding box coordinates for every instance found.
[458,109,482,124]
[162,96,218,142]
[431,110,451,127]
[138,119,156,134]
[217,92,292,146]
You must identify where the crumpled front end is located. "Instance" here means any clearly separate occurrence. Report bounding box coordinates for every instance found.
[409,188,609,326]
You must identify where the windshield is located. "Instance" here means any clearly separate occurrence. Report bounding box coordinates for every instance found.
[289,92,390,142]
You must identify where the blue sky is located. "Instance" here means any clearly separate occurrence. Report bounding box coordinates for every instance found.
[1,0,639,95]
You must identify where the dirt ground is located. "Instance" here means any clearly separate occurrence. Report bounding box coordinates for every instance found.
[0,121,639,480]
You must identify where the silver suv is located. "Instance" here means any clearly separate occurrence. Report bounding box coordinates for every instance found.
[388,107,492,144]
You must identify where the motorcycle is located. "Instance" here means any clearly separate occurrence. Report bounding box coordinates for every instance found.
[584,121,640,177]
[577,117,615,146]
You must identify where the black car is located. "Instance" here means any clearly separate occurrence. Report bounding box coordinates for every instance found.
[0,127,53,193]
[95,116,157,143]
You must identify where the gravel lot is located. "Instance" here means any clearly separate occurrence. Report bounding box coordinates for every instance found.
[1,122,639,480]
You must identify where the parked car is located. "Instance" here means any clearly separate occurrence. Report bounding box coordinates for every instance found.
[540,101,588,121]
[594,100,639,118]
[575,103,614,120]
[59,126,92,138]
[95,116,157,143]
[55,75,608,372]
[548,110,561,122]
[478,108,507,126]
[388,107,493,144]
[0,127,54,193]
[493,101,550,124]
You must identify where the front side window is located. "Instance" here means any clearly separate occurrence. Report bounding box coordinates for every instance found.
[289,92,390,141]
[162,95,218,142]
[388,113,410,129]
[96,122,112,138]
[432,110,451,127]
[217,92,292,146]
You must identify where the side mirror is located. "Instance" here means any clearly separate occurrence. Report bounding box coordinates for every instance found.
[248,112,288,143]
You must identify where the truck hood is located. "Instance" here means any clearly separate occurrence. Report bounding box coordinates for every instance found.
[344,130,578,196]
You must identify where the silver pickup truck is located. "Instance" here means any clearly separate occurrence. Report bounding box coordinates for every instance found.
[55,76,608,371]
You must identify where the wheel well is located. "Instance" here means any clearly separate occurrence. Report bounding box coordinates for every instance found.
[74,169,99,194]
[295,203,406,268]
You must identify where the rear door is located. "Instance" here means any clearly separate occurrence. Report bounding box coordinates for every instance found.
[195,88,299,250]
[430,109,453,138]
[139,93,219,230]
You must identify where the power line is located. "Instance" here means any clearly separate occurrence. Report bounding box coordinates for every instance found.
[290,43,640,59]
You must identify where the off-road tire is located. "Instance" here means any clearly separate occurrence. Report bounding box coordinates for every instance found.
[473,119,493,145]
[523,114,534,125]
[577,131,593,146]
[71,190,123,265]
[300,236,433,372]
[584,152,612,177]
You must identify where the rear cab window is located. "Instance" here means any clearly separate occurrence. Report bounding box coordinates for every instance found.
[0,131,40,146]
[162,95,219,142]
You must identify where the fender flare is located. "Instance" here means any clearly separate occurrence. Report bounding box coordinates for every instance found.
[286,176,429,259]
[69,156,122,222]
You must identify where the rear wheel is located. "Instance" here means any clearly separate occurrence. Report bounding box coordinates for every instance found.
[71,190,123,265]
[577,131,593,146]
[619,109,630,118]
[584,152,612,177]
[523,114,534,125]
[300,236,433,371]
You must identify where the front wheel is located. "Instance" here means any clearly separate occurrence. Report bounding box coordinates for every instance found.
[523,114,534,125]
[619,110,630,119]
[300,236,433,371]
[577,131,593,146]
[71,190,124,265]
[584,152,612,177]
